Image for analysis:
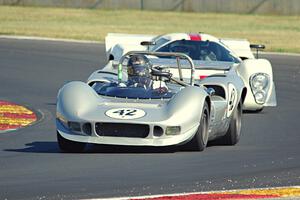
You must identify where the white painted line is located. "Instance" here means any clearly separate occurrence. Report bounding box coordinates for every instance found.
[82,185,300,200]
[0,35,103,44]
[0,128,17,134]
[260,51,300,57]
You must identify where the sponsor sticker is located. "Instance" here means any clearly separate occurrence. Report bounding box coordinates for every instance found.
[105,108,146,119]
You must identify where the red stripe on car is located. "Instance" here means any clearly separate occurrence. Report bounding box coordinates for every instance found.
[199,75,208,79]
[189,33,202,41]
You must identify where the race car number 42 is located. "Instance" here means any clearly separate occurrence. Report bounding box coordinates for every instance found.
[105,108,146,119]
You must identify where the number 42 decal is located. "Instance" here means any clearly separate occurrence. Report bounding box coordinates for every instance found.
[106,108,146,119]
[113,109,137,117]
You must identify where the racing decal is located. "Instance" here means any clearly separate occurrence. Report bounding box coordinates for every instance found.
[189,33,202,41]
[105,108,146,120]
[227,83,238,117]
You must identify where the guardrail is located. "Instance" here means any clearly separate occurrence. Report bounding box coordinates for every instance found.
[0,0,299,15]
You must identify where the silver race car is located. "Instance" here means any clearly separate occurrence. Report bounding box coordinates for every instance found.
[106,33,277,112]
[56,50,247,152]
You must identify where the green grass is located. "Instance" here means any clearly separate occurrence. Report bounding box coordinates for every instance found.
[0,6,300,53]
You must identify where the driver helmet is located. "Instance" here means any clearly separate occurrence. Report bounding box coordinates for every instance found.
[199,48,209,60]
[127,54,151,78]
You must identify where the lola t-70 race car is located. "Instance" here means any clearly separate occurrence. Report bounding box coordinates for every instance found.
[56,50,246,152]
[106,33,277,112]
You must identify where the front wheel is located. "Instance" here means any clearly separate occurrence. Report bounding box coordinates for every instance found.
[219,101,242,145]
[185,102,209,151]
[57,132,86,153]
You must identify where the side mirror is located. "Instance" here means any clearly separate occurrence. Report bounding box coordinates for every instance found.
[140,41,156,46]
[250,44,266,59]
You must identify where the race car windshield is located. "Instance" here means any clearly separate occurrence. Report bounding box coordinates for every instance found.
[156,40,240,63]
[149,37,170,51]
[94,82,176,99]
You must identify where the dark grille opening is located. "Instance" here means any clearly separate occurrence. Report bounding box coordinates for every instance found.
[95,123,149,138]
[82,123,92,135]
[153,126,164,137]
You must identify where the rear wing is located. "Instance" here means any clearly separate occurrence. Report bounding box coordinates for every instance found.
[250,44,266,59]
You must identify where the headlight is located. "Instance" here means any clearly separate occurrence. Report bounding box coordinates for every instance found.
[57,113,83,133]
[68,122,81,132]
[254,91,265,104]
[57,113,68,129]
[166,126,181,135]
[251,73,268,90]
[250,73,269,104]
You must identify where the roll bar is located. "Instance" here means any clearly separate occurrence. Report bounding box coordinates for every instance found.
[119,51,196,86]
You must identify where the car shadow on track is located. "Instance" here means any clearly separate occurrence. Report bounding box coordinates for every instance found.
[4,142,183,154]
[4,142,60,153]
[4,142,221,154]
[87,144,180,154]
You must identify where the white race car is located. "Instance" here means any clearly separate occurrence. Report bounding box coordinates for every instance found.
[105,33,277,111]
[57,51,247,152]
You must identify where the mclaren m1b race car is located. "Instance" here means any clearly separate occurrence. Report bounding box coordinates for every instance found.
[57,50,247,152]
[106,33,277,112]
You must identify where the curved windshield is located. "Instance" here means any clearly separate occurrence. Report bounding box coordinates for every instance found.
[157,40,240,63]
[149,37,170,51]
[93,82,175,99]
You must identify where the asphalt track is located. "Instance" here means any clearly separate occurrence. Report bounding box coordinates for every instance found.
[0,38,300,200]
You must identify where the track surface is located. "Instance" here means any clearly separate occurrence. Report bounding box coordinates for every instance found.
[0,39,300,200]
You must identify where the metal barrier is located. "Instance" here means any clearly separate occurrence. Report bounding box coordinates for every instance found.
[0,0,299,15]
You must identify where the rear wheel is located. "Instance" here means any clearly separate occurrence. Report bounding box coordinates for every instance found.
[57,132,86,153]
[185,102,209,151]
[219,101,242,145]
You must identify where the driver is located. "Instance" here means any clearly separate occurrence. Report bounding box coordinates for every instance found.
[127,54,153,89]
[126,54,169,94]
[199,47,217,61]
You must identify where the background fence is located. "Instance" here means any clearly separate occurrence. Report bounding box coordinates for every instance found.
[1,0,300,15]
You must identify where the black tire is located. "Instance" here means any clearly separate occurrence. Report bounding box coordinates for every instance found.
[255,107,264,113]
[108,54,114,61]
[219,101,242,145]
[244,107,263,113]
[57,132,86,153]
[185,102,209,151]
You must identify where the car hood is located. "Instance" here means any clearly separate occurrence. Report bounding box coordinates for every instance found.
[79,96,170,123]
